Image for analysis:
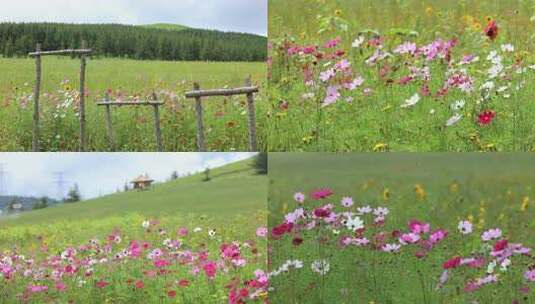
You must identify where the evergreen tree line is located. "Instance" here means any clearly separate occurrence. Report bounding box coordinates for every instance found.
[0,23,267,62]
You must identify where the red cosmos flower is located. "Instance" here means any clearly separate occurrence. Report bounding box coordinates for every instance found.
[478,111,496,125]
[167,290,177,298]
[135,280,144,289]
[493,239,508,252]
[95,280,109,288]
[313,207,332,218]
[271,222,294,238]
[311,188,334,200]
[484,20,499,40]
[178,279,190,287]
[292,236,304,246]
[443,256,462,269]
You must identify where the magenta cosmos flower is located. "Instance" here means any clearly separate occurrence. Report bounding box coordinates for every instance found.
[311,188,334,200]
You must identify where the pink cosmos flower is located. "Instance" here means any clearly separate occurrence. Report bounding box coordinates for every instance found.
[96,280,109,288]
[311,188,334,200]
[340,197,354,208]
[324,37,341,49]
[443,256,462,269]
[322,85,340,107]
[524,269,535,282]
[408,220,430,234]
[28,284,48,293]
[177,227,189,237]
[293,192,305,203]
[430,229,448,244]
[399,233,420,244]
[203,261,217,279]
[393,41,417,55]
[256,226,267,238]
[154,259,170,268]
[482,228,502,241]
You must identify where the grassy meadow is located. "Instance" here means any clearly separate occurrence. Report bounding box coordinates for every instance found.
[268,153,535,303]
[0,159,268,303]
[0,57,266,151]
[268,0,535,151]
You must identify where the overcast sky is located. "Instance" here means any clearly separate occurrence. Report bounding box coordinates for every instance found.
[0,0,267,36]
[0,153,255,200]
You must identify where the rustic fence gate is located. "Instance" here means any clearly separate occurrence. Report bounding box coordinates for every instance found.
[96,92,165,151]
[28,41,92,152]
[185,76,259,152]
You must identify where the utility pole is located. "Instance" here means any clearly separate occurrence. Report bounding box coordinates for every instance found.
[53,171,66,200]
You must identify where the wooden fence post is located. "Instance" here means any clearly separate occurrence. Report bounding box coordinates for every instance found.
[103,92,115,150]
[32,43,41,152]
[79,40,87,151]
[193,82,206,152]
[245,76,258,151]
[152,92,163,152]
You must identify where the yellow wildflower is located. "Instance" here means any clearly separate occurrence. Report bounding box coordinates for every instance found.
[373,143,388,152]
[521,196,529,211]
[414,184,426,200]
[383,187,390,201]
[425,6,434,16]
[334,9,342,17]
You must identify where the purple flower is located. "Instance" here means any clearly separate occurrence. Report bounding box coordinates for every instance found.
[481,228,502,241]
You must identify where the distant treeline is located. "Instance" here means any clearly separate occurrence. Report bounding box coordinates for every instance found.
[0,23,267,62]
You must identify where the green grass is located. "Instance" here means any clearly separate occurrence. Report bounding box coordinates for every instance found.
[0,158,265,229]
[0,57,267,151]
[267,0,535,152]
[268,153,535,303]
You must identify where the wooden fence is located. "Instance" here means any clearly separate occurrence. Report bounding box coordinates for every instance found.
[185,76,259,152]
[29,41,92,152]
[96,93,165,152]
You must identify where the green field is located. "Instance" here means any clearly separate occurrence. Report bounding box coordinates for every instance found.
[268,153,535,303]
[267,0,535,152]
[0,159,268,303]
[0,57,266,151]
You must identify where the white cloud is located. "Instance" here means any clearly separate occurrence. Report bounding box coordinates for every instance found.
[0,0,267,35]
[0,152,255,199]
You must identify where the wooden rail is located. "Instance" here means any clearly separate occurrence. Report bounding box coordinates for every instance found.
[28,49,92,57]
[97,93,165,152]
[29,41,92,151]
[185,76,258,152]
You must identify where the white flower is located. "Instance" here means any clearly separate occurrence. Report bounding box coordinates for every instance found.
[311,259,330,275]
[429,109,436,115]
[487,260,496,274]
[400,93,420,108]
[488,63,503,79]
[345,216,364,231]
[457,220,473,235]
[496,86,508,93]
[352,36,365,48]
[450,100,465,111]
[480,81,495,91]
[356,205,372,215]
[486,50,498,61]
[446,113,463,127]
[382,243,401,253]
[142,220,150,229]
[292,260,303,269]
[193,227,202,233]
[500,44,514,53]
[208,229,217,238]
[373,207,389,216]
[302,92,315,100]
[500,258,511,272]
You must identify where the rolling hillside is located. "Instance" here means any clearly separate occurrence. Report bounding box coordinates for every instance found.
[0,158,266,227]
[140,23,190,31]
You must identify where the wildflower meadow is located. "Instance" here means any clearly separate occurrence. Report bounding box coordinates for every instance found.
[268,153,535,303]
[0,58,266,152]
[267,0,535,151]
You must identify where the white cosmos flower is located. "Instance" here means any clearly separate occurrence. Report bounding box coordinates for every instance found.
[450,100,465,111]
[193,227,202,233]
[480,81,495,91]
[142,220,150,229]
[500,44,514,52]
[352,36,365,48]
[345,216,364,231]
[446,113,463,127]
[487,260,497,274]
[400,93,420,108]
[311,260,330,275]
[500,258,511,272]
[497,86,508,93]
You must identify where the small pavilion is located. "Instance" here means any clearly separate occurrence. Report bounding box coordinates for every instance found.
[130,174,154,190]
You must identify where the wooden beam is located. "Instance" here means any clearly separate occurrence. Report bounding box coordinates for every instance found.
[152,93,163,152]
[78,40,87,152]
[32,43,41,152]
[96,101,165,106]
[185,86,259,98]
[28,49,92,57]
[103,92,115,151]
[193,82,206,152]
[245,76,258,151]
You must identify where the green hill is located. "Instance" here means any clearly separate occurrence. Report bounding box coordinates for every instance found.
[0,158,266,227]
[139,23,190,31]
